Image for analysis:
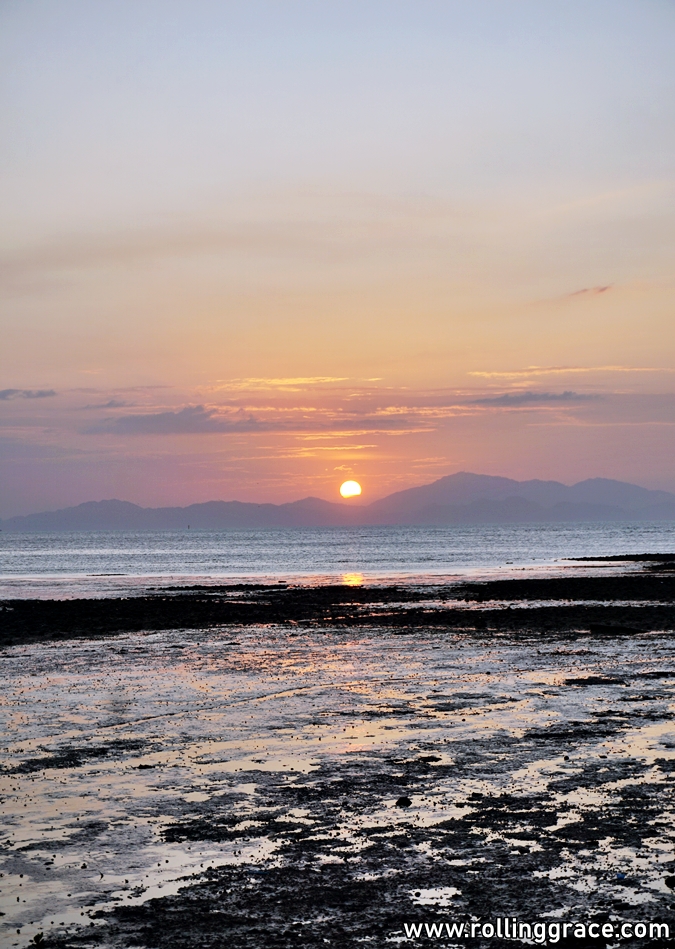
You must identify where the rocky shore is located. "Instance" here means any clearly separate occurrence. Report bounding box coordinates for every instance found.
[2,555,675,649]
[1,554,674,948]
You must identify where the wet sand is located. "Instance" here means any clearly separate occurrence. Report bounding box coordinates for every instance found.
[1,556,674,947]
[2,554,675,648]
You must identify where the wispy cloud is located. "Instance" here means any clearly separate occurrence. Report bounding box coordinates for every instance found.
[81,399,134,410]
[47,380,672,448]
[88,406,262,435]
[87,403,444,436]
[213,377,349,392]
[471,390,598,406]
[276,444,378,458]
[83,383,613,437]
[469,366,675,379]
[567,285,611,297]
[0,388,56,400]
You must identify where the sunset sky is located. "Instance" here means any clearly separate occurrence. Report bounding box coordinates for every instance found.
[2,0,675,516]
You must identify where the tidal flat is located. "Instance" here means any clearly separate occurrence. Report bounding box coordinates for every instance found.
[1,560,674,947]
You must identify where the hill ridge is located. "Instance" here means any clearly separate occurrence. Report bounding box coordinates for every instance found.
[3,472,675,530]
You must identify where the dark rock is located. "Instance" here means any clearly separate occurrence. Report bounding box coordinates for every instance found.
[588,625,644,636]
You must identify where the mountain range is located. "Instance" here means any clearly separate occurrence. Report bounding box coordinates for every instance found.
[3,472,675,530]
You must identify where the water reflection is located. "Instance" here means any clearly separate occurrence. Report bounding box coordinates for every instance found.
[2,522,673,599]
[0,626,673,945]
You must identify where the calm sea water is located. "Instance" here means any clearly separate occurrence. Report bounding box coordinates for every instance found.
[1,522,674,598]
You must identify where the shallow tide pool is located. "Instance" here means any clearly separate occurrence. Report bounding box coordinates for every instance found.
[1,625,674,946]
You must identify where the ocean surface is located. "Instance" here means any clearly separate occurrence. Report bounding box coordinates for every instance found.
[1,522,674,598]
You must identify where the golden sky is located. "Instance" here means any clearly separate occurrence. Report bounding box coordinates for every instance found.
[1,1,675,515]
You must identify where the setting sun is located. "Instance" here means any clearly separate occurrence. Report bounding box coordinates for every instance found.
[339,480,362,499]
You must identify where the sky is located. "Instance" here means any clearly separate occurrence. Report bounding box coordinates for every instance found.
[1,0,675,516]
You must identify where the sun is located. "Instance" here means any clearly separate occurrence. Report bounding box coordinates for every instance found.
[339,480,362,499]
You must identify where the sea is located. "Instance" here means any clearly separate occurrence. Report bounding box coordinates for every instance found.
[1,521,674,598]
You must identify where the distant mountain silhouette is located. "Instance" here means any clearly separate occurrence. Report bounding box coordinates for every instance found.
[360,473,675,524]
[0,497,357,531]
[3,472,675,530]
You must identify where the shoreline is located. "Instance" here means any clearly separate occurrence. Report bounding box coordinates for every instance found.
[1,554,674,649]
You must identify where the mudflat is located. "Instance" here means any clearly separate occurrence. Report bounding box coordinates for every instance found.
[2,555,675,648]
[0,556,674,947]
